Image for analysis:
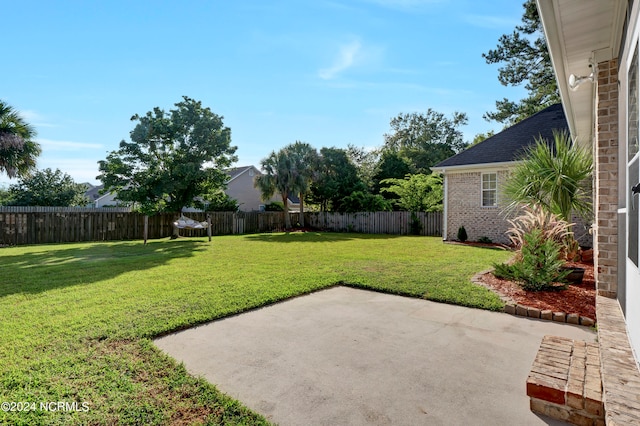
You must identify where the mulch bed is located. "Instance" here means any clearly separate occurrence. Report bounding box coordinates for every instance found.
[478,260,596,321]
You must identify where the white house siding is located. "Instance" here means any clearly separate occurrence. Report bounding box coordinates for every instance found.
[94,192,125,208]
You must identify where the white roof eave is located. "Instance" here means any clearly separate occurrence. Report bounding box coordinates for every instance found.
[438,161,518,174]
[536,0,626,148]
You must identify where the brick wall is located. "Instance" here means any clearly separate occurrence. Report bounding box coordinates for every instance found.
[445,169,594,247]
[595,58,619,298]
[445,169,513,244]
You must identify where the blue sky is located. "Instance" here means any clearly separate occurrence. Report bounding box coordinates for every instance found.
[1,0,527,187]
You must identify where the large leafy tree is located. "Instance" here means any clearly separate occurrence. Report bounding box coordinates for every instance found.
[482,0,560,126]
[371,150,413,206]
[97,97,237,215]
[338,191,391,213]
[0,100,41,179]
[470,130,496,147]
[380,173,443,213]
[346,144,379,190]
[0,186,15,206]
[8,168,89,206]
[309,147,366,212]
[382,109,468,174]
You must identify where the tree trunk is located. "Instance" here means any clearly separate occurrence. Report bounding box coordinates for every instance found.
[299,192,305,227]
[171,212,180,239]
[282,193,291,229]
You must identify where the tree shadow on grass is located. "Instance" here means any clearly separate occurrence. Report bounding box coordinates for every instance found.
[243,232,406,243]
[0,239,208,298]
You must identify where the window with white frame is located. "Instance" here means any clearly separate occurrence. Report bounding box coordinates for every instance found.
[481,173,497,207]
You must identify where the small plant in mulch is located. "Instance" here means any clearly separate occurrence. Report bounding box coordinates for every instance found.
[493,206,573,291]
[493,228,570,291]
[457,226,468,242]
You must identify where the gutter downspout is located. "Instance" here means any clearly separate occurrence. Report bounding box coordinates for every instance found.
[442,171,448,241]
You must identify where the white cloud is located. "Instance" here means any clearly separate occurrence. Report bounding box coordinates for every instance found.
[37,157,102,184]
[38,138,104,150]
[0,157,103,187]
[19,110,58,128]
[19,109,43,121]
[318,40,363,80]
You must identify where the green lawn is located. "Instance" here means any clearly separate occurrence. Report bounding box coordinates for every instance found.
[0,233,510,425]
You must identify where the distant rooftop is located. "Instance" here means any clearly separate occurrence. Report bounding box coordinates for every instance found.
[436,104,568,169]
[227,166,258,181]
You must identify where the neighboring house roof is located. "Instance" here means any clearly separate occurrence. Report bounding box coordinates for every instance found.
[288,193,300,204]
[436,103,568,169]
[85,184,105,201]
[227,165,260,183]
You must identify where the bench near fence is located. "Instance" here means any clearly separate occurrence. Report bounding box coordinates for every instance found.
[0,208,442,246]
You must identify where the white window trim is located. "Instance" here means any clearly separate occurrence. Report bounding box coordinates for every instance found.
[481,172,498,208]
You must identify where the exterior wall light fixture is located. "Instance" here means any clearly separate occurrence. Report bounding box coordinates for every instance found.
[568,63,595,91]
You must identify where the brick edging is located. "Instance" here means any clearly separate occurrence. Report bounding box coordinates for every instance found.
[471,270,596,328]
[596,295,640,425]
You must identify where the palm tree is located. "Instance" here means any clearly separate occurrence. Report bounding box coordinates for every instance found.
[504,129,593,228]
[0,100,41,178]
[255,148,296,229]
[287,141,318,227]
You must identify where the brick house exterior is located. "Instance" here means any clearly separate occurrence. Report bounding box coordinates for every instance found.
[441,169,512,243]
[536,1,640,423]
[537,0,640,351]
[594,59,620,299]
[436,104,571,245]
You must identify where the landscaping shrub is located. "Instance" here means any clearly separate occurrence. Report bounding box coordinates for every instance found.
[506,205,581,262]
[205,193,239,212]
[494,228,570,291]
[477,236,492,244]
[506,205,572,250]
[457,226,468,242]
[264,201,285,211]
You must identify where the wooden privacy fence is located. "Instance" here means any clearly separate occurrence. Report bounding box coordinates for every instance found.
[306,211,442,236]
[0,208,442,245]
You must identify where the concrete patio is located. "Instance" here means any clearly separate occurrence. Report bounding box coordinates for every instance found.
[154,286,595,425]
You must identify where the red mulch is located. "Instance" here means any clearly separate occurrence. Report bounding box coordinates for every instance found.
[478,260,596,321]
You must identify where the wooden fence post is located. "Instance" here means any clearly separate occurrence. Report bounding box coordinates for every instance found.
[144,215,149,245]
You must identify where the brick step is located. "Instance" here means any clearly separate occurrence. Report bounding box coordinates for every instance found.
[526,335,604,425]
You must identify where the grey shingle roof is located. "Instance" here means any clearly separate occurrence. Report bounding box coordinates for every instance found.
[84,184,104,201]
[436,103,568,169]
[227,166,254,181]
